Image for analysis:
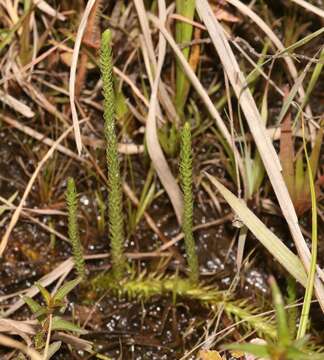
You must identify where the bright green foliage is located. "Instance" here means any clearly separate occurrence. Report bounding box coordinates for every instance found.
[66,177,86,279]
[286,277,298,339]
[270,277,290,348]
[23,278,84,356]
[179,122,199,283]
[23,278,82,321]
[100,29,125,280]
[225,277,324,360]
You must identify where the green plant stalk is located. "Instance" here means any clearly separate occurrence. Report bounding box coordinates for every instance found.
[297,120,318,339]
[175,0,195,114]
[66,177,86,279]
[92,273,277,339]
[269,277,290,347]
[100,29,126,280]
[286,276,298,339]
[180,122,199,283]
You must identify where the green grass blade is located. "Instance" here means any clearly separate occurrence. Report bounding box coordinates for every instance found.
[296,120,318,339]
[277,27,324,56]
[175,0,196,114]
[309,126,323,180]
[277,64,310,126]
[269,276,290,346]
[295,152,305,202]
[135,182,155,225]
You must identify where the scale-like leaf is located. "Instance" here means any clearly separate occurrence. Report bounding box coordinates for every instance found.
[51,317,86,334]
[52,277,81,304]
[23,296,43,314]
[35,283,51,306]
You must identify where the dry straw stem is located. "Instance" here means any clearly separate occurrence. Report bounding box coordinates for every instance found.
[290,0,324,18]
[0,90,35,118]
[196,0,324,311]
[0,120,87,258]
[0,334,42,360]
[133,0,178,123]
[1,114,143,156]
[69,0,97,155]
[36,0,66,21]
[145,1,184,224]
[1,115,85,163]
[148,14,245,181]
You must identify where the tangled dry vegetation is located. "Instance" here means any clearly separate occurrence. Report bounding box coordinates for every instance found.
[0,0,323,359]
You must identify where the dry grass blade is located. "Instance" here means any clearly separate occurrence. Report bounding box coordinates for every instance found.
[0,90,35,118]
[290,0,324,18]
[205,173,307,287]
[0,319,35,345]
[0,334,42,360]
[134,0,156,68]
[36,0,66,21]
[69,0,97,155]
[146,1,183,224]
[1,115,84,162]
[149,14,245,179]
[134,0,178,123]
[1,115,143,156]
[0,319,36,337]
[0,195,70,243]
[196,0,324,311]
[0,120,87,258]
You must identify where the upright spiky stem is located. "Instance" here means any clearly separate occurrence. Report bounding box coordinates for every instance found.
[66,177,86,279]
[100,29,125,280]
[180,122,199,283]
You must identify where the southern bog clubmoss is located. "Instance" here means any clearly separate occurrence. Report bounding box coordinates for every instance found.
[180,122,199,283]
[100,29,126,280]
[92,271,277,339]
[66,177,86,279]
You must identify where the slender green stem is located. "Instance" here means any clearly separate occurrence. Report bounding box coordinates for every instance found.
[66,177,86,279]
[297,119,318,339]
[180,122,199,283]
[100,29,126,280]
